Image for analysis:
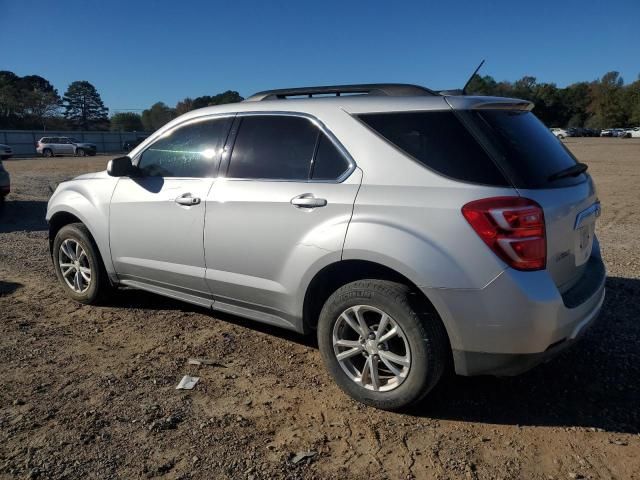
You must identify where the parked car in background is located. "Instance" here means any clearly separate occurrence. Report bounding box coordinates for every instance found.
[0,157,10,200]
[122,136,148,152]
[0,143,13,160]
[620,127,640,138]
[47,83,606,410]
[36,137,97,157]
[551,128,567,139]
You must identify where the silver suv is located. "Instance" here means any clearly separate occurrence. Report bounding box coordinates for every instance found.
[37,136,97,157]
[46,84,605,410]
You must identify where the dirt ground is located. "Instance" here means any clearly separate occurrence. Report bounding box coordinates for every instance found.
[1,138,639,480]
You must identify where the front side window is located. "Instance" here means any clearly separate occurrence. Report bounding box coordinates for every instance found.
[227,115,319,180]
[138,117,232,177]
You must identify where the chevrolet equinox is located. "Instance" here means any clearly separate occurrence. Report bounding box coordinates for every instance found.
[46,84,605,410]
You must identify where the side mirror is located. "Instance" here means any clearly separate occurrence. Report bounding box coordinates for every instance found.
[107,156,136,177]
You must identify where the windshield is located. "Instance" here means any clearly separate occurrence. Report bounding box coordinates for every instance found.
[467,110,586,188]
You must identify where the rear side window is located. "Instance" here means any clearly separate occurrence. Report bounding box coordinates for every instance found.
[358,111,508,186]
[469,110,585,188]
[138,117,231,177]
[227,116,318,180]
[311,133,350,180]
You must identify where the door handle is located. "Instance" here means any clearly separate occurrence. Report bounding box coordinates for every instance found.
[175,194,201,206]
[291,193,327,208]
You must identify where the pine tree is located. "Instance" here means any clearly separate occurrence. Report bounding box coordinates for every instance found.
[63,81,108,130]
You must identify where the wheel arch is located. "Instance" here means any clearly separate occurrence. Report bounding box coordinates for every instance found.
[47,203,115,279]
[303,259,452,345]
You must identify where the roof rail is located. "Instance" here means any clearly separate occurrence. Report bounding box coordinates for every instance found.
[244,83,438,102]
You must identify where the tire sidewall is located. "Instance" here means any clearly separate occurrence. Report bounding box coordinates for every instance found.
[52,224,102,303]
[318,282,437,410]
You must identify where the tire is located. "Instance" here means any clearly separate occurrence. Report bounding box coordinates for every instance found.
[43,148,53,158]
[52,223,111,304]
[317,279,449,411]
[76,148,86,157]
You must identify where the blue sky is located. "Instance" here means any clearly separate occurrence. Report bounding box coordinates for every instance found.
[1,0,638,114]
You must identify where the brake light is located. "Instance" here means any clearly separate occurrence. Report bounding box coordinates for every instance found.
[462,197,546,271]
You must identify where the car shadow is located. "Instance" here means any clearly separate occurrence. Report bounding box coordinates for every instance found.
[112,288,315,348]
[411,276,640,434]
[0,199,48,233]
[80,272,640,433]
[0,280,23,296]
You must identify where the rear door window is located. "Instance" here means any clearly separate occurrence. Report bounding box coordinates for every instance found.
[311,133,350,180]
[468,110,586,188]
[358,111,508,186]
[227,115,318,180]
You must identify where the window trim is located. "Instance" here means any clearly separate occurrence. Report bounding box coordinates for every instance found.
[132,113,236,179]
[220,111,356,184]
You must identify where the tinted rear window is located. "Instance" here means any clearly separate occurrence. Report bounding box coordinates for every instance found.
[469,110,585,188]
[358,111,508,186]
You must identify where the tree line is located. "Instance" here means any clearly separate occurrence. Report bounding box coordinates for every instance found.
[466,71,640,129]
[1,69,639,132]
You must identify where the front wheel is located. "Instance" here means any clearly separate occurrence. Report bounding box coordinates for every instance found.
[317,280,449,410]
[76,148,86,156]
[52,223,110,304]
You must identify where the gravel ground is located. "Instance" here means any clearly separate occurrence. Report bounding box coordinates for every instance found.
[1,139,639,479]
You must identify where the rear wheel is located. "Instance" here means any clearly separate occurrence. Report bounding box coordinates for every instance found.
[317,280,449,410]
[43,148,53,157]
[52,223,110,304]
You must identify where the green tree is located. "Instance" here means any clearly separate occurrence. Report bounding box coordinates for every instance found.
[110,112,144,132]
[141,102,175,131]
[175,97,194,116]
[586,72,626,129]
[20,75,61,129]
[0,71,21,123]
[63,80,109,130]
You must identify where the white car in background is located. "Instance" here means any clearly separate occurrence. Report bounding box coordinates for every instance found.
[621,127,640,138]
[551,128,568,139]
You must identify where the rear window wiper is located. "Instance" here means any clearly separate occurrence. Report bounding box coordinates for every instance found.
[548,162,588,182]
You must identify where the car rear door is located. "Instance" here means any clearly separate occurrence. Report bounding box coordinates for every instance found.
[203,114,361,322]
[109,115,233,302]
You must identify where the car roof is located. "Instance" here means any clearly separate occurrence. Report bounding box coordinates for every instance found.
[173,94,533,121]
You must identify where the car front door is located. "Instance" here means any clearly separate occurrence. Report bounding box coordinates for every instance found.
[204,114,361,325]
[109,115,233,304]
[58,138,75,155]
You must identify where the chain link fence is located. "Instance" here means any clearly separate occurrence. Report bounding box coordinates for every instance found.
[0,130,152,157]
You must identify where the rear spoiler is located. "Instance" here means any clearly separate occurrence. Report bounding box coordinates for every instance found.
[445,96,534,111]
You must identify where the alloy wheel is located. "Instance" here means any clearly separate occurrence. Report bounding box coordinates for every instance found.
[332,305,411,392]
[58,238,92,293]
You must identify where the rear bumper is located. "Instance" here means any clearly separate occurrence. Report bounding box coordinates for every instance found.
[425,253,606,376]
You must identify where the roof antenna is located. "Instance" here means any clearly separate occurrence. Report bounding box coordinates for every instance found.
[461,60,485,95]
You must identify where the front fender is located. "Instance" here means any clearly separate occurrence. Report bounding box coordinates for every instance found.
[46,178,117,275]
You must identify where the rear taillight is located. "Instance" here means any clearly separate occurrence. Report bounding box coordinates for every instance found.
[462,197,546,271]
